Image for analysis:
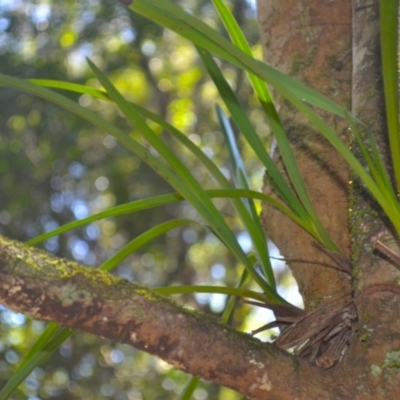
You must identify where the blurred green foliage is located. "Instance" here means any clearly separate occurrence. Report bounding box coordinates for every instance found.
[0,1,299,399]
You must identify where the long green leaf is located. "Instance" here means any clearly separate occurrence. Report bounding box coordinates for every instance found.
[0,72,277,299]
[33,78,396,240]
[100,219,192,272]
[86,59,280,299]
[211,0,277,120]
[217,107,275,286]
[0,328,74,400]
[199,48,338,251]
[26,189,308,247]
[380,0,400,192]
[154,285,272,303]
[130,0,400,233]
[349,117,398,209]
[178,376,200,400]
[129,0,350,119]
[282,85,400,233]
[24,79,315,245]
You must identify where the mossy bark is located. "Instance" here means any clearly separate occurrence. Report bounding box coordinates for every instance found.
[258,0,400,398]
[0,235,338,400]
[344,2,400,398]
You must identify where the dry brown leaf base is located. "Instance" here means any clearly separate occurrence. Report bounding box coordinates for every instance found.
[274,300,358,369]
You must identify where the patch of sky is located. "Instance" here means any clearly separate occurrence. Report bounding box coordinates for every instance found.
[246,241,305,341]
[182,228,198,244]
[120,27,135,43]
[237,231,252,253]
[277,281,304,309]
[0,0,22,12]
[73,241,89,261]
[84,251,96,266]
[209,293,226,313]
[109,349,124,364]
[25,375,40,390]
[66,47,91,77]
[0,18,10,31]
[95,176,109,191]
[1,310,25,326]
[81,11,95,25]
[211,263,225,280]
[75,362,93,378]
[71,199,89,219]
[6,350,19,364]
[50,193,64,213]
[268,240,286,274]
[117,264,134,282]
[68,236,89,261]
[43,219,59,232]
[268,240,304,308]
[69,161,85,179]
[51,176,62,190]
[246,0,256,9]
[194,292,209,305]
[31,3,51,24]
[85,223,100,240]
[45,237,59,253]
[60,341,73,358]
[61,190,74,206]
[194,387,208,400]
[141,40,156,56]
[78,42,93,58]
[219,166,231,179]
[202,146,214,159]
[162,378,175,391]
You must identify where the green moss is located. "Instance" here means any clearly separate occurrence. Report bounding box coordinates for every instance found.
[356,384,367,394]
[382,350,400,370]
[362,313,374,322]
[135,288,158,302]
[359,323,374,345]
[371,364,382,377]
[359,334,370,342]
[0,235,124,292]
[384,373,393,382]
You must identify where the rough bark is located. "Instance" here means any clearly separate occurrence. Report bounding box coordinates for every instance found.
[345,2,400,398]
[350,0,398,287]
[0,236,338,400]
[258,0,353,310]
[258,0,400,399]
[4,235,400,398]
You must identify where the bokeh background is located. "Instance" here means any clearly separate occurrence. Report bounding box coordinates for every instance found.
[0,1,302,398]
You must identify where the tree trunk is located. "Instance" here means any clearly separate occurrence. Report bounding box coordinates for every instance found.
[257,0,353,310]
[258,0,400,398]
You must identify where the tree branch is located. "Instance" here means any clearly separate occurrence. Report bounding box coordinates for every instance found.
[0,236,339,399]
